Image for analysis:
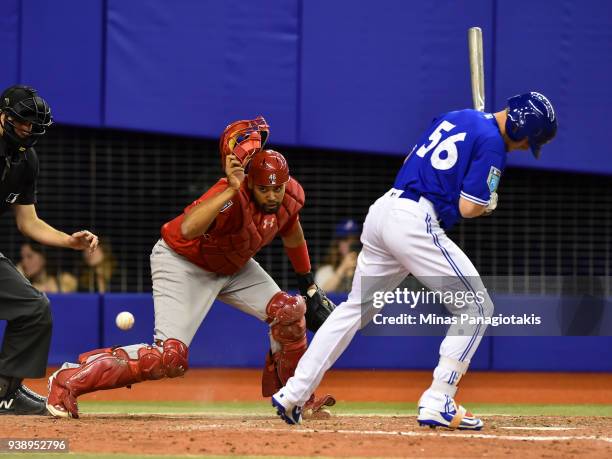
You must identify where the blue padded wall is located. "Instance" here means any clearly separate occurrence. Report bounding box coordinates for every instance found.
[299,0,494,154]
[104,0,300,144]
[103,294,156,348]
[5,0,612,174]
[0,0,20,90]
[492,337,612,371]
[46,294,101,365]
[1,294,610,370]
[188,302,270,367]
[20,0,104,126]
[98,293,490,369]
[496,0,612,174]
[3,1,612,173]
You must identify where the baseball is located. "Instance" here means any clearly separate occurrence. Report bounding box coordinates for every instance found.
[115,311,135,330]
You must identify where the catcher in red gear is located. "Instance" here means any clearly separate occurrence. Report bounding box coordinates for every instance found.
[46,116,336,419]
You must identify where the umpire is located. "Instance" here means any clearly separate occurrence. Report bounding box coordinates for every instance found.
[0,85,98,415]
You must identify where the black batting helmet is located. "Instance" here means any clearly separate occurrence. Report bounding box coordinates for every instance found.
[1,85,52,150]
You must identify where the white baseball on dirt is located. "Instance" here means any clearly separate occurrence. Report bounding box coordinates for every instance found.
[115,311,135,330]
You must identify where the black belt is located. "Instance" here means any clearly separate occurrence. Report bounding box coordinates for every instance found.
[399,188,421,202]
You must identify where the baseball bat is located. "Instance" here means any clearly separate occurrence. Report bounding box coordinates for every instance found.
[468,27,485,112]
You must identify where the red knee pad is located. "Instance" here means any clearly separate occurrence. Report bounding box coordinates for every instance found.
[135,346,165,380]
[266,292,307,344]
[161,338,189,378]
[134,339,188,380]
[266,292,306,325]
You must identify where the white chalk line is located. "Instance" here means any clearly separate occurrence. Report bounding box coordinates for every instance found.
[88,411,528,418]
[499,426,579,431]
[166,423,612,444]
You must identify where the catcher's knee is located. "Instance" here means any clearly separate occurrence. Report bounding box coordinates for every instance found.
[138,339,189,379]
[266,291,307,344]
[159,338,189,378]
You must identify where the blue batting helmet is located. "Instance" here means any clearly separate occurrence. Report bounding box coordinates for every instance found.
[505,92,557,158]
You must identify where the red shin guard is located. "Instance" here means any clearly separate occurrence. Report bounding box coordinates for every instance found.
[47,339,188,418]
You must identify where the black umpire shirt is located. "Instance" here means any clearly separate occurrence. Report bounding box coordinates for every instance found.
[0,136,38,217]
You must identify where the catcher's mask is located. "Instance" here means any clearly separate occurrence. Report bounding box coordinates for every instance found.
[247,149,290,187]
[219,115,269,169]
[0,85,53,150]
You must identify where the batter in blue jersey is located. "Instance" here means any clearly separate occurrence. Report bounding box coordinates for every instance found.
[272,92,557,431]
[395,109,506,229]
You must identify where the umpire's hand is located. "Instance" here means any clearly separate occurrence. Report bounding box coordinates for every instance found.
[68,230,99,253]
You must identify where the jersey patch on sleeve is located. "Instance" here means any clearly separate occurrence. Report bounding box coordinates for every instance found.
[487,166,501,193]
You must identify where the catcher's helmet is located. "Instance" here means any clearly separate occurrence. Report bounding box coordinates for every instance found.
[219,115,269,169]
[505,92,556,158]
[247,149,290,187]
[0,85,52,150]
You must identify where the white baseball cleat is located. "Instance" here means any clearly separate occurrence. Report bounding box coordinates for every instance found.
[417,393,483,430]
[271,389,302,425]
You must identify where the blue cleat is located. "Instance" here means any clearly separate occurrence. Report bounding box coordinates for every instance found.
[271,390,302,425]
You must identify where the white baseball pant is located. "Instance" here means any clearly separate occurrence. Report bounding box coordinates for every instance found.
[283,189,494,409]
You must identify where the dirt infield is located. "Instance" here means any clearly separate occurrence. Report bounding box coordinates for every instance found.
[3,414,612,457]
[6,370,611,457]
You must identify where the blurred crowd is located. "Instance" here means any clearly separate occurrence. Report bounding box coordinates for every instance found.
[315,219,361,293]
[16,219,363,294]
[17,238,117,293]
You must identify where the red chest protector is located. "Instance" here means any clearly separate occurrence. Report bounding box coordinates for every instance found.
[162,178,304,275]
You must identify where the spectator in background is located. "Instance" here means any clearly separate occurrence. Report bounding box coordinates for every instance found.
[315,219,361,292]
[78,237,116,293]
[17,242,77,293]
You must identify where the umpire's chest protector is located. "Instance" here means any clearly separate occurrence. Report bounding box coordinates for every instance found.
[172,179,304,276]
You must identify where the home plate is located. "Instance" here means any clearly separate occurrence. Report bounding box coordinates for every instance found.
[500,426,578,431]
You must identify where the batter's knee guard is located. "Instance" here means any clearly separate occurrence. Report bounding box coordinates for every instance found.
[46,338,188,418]
[261,292,307,397]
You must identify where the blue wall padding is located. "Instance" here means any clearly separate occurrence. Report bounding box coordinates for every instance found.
[0,293,611,370]
[299,0,495,154]
[102,293,272,367]
[492,337,612,371]
[0,0,19,90]
[496,0,612,174]
[102,293,157,348]
[5,1,612,174]
[104,0,300,145]
[20,0,104,126]
[46,293,101,365]
[188,302,271,367]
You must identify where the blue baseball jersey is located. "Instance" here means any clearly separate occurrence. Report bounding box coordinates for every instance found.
[393,109,507,229]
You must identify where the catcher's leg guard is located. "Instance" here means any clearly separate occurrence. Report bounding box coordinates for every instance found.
[47,339,188,419]
[261,292,337,417]
[261,292,307,397]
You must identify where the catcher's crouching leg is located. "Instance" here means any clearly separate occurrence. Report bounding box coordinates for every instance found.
[46,339,188,419]
[261,292,335,419]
